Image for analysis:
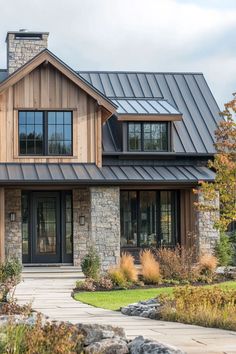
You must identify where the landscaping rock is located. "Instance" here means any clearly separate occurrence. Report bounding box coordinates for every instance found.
[76,323,126,345]
[129,336,186,354]
[0,312,41,327]
[121,298,161,319]
[84,338,129,354]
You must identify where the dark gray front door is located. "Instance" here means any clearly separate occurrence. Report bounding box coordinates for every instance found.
[22,191,73,264]
[32,192,60,263]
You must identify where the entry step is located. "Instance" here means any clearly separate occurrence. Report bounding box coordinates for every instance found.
[22,266,84,279]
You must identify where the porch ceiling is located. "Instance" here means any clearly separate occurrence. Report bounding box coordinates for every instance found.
[0,163,215,184]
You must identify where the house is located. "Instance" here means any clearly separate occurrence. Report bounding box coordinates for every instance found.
[0,30,220,269]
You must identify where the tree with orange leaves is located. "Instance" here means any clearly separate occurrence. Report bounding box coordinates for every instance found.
[195,94,236,232]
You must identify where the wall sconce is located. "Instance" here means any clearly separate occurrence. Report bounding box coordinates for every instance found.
[79,215,85,226]
[9,212,16,222]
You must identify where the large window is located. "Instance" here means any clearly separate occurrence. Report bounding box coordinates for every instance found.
[128,122,168,152]
[120,190,178,248]
[19,111,72,155]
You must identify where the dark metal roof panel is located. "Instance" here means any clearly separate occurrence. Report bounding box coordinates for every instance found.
[0,163,215,184]
[112,98,182,115]
[79,71,220,154]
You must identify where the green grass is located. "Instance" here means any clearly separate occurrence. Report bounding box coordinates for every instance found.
[74,281,236,311]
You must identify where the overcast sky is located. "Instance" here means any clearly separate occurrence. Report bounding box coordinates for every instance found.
[0,0,235,108]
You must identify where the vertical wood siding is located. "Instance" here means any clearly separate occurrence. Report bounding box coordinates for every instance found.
[0,63,102,165]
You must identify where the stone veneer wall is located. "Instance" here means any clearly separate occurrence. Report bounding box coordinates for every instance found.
[90,186,120,271]
[7,32,48,74]
[73,188,91,267]
[73,187,120,270]
[196,189,220,255]
[5,189,22,261]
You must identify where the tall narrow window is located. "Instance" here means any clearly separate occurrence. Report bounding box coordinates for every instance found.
[128,123,141,151]
[120,191,138,247]
[19,111,72,156]
[48,112,72,155]
[19,111,43,155]
[22,192,29,262]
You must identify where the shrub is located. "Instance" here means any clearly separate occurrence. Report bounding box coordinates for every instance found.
[81,248,101,280]
[0,258,22,283]
[0,259,22,301]
[97,275,113,290]
[199,254,218,277]
[120,252,138,283]
[155,246,198,282]
[108,268,127,288]
[76,278,96,291]
[0,314,84,354]
[215,233,233,266]
[140,250,161,284]
[159,285,236,331]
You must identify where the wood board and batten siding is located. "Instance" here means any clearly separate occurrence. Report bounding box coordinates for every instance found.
[180,188,197,249]
[0,63,102,166]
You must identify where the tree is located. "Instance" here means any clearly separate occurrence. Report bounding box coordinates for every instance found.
[194,94,236,232]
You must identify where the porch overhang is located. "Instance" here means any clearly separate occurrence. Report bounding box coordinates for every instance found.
[0,163,215,185]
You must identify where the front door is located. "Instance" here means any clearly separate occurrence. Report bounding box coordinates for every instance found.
[22,191,73,264]
[32,192,60,263]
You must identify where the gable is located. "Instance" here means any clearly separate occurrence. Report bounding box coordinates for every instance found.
[13,62,83,109]
[0,50,116,114]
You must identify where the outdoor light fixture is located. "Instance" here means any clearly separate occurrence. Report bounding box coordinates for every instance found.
[79,215,85,226]
[9,212,16,222]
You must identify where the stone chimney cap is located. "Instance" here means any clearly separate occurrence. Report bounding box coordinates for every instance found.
[6,31,49,41]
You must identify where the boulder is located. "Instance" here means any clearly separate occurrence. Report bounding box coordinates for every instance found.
[76,323,126,345]
[129,336,186,354]
[84,338,129,353]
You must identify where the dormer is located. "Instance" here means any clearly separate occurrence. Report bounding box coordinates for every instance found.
[112,98,182,152]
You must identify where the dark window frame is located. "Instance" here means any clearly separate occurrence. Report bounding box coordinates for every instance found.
[127,122,170,152]
[120,190,180,249]
[19,110,73,156]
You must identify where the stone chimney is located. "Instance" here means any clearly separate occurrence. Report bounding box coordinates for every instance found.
[6,30,49,74]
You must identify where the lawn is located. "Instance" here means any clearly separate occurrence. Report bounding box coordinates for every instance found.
[74,281,236,311]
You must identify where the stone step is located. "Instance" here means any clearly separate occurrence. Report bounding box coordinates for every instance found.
[22,266,84,279]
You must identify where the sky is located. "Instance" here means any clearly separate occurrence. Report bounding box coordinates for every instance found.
[0,0,235,109]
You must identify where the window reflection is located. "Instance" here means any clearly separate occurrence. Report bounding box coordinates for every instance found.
[120,190,178,248]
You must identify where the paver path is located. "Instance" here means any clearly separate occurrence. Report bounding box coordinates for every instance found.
[15,272,236,354]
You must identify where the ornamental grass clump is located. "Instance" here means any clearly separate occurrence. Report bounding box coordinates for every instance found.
[140,250,161,284]
[159,286,236,331]
[108,268,128,288]
[199,254,218,278]
[155,245,198,282]
[120,252,138,283]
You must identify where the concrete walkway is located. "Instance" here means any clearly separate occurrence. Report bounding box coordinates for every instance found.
[15,269,236,354]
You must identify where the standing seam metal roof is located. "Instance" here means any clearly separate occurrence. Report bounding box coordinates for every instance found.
[78,71,221,154]
[0,163,215,184]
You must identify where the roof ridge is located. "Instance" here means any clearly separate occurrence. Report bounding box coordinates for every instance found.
[78,70,204,75]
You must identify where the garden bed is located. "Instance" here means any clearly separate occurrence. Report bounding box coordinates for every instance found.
[73,281,236,311]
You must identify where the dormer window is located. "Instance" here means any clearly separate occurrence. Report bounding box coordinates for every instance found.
[19,111,72,156]
[128,122,169,152]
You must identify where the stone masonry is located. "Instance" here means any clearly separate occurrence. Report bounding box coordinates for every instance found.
[90,186,120,271]
[73,188,91,267]
[7,31,49,74]
[73,187,120,270]
[5,189,22,260]
[196,189,220,255]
